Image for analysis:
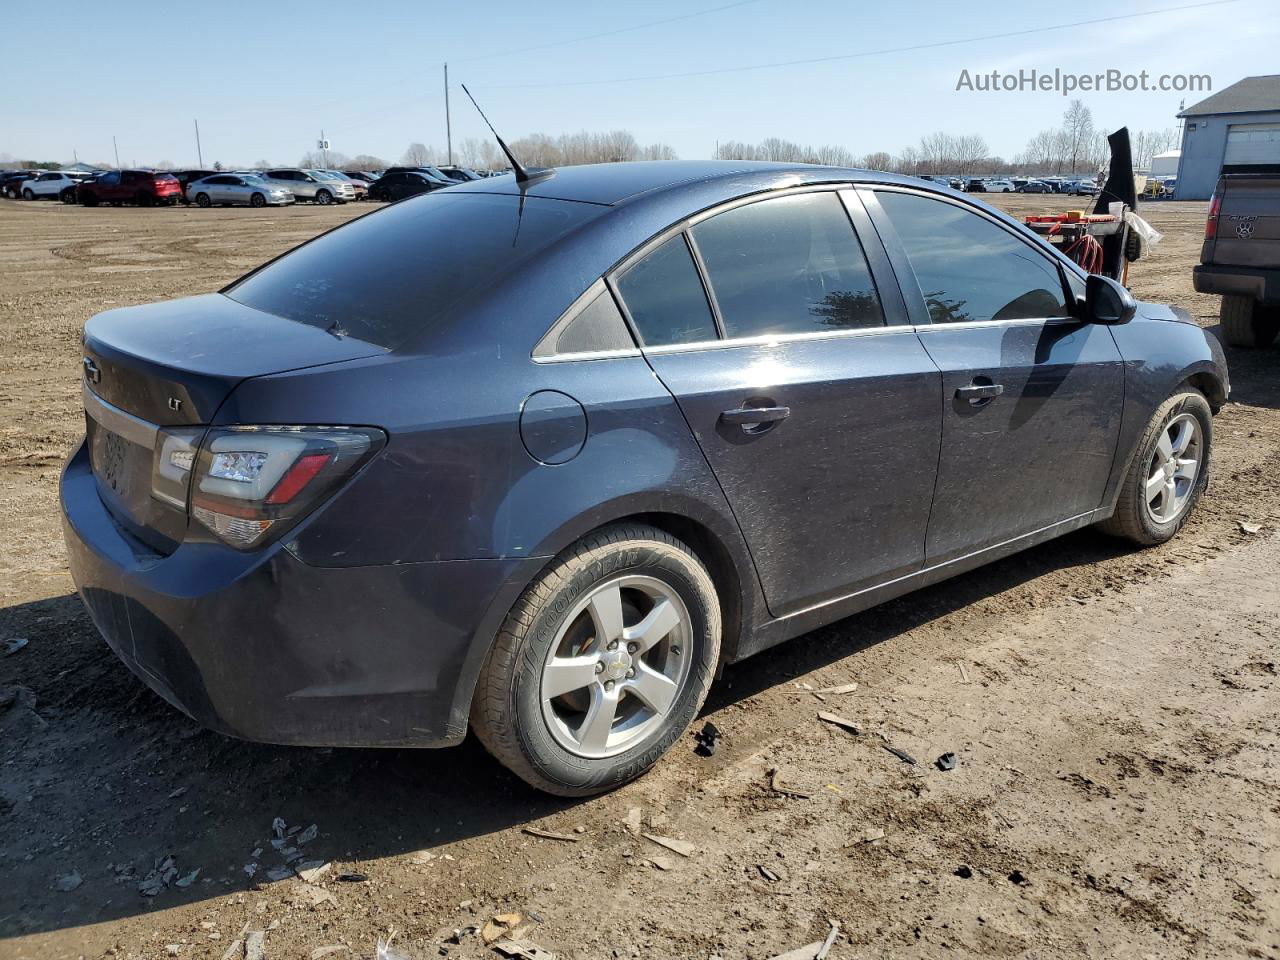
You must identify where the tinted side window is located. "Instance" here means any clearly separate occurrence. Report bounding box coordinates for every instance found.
[615,235,718,347]
[691,192,885,338]
[876,191,1068,324]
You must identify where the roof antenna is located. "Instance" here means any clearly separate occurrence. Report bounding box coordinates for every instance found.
[460,83,553,185]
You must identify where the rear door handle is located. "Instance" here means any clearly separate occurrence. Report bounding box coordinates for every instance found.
[955,383,1004,401]
[721,405,791,426]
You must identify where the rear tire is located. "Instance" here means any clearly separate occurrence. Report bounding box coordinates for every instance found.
[471,523,721,796]
[1097,388,1212,546]
[1220,295,1279,348]
[61,190,77,204]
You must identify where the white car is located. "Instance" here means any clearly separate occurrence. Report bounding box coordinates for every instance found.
[985,179,1015,193]
[186,174,296,208]
[20,171,92,202]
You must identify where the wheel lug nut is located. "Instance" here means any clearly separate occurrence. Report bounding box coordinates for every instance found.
[627,643,638,654]
[604,680,614,691]
[626,668,635,679]
[594,662,604,674]
[608,641,617,651]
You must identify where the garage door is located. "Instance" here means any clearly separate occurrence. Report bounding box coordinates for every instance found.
[1224,123,1280,165]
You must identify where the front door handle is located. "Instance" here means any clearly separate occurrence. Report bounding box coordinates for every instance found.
[955,383,1004,401]
[721,405,791,426]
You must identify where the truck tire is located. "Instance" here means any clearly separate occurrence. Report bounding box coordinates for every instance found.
[1220,295,1279,348]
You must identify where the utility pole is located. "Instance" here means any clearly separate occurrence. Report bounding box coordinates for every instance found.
[194,119,204,167]
[112,136,120,169]
[444,63,452,165]
[320,130,328,168]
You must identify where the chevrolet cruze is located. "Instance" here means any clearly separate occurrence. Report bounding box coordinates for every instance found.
[61,161,1228,795]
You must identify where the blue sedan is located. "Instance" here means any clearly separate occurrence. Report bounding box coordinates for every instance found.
[61,161,1227,795]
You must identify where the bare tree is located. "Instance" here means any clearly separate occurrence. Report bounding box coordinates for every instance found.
[1062,99,1094,174]
[952,135,989,175]
[348,154,387,171]
[861,151,892,170]
[299,149,350,169]
[401,142,435,166]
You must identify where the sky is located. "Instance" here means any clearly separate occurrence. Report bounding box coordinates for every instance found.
[2,0,1276,169]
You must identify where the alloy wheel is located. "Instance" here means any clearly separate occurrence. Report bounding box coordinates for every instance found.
[1144,412,1202,524]
[540,575,692,760]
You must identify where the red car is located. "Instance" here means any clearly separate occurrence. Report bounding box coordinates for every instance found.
[77,170,182,207]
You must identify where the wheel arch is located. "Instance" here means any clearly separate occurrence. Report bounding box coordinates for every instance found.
[446,504,763,740]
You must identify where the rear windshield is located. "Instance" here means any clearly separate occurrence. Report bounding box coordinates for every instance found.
[225,191,602,349]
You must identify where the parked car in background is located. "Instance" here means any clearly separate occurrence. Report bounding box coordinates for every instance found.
[187,174,295,208]
[319,170,366,199]
[172,170,219,203]
[1067,179,1099,196]
[20,170,92,202]
[985,179,1015,193]
[965,178,986,192]
[1194,171,1280,348]
[437,165,484,182]
[258,169,354,204]
[342,171,380,184]
[62,161,1228,797]
[1018,180,1052,193]
[383,165,457,188]
[367,171,446,202]
[77,170,182,206]
[2,170,45,199]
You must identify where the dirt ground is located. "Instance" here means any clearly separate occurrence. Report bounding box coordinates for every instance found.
[1,192,1277,960]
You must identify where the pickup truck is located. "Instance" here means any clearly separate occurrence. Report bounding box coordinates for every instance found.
[1194,170,1280,348]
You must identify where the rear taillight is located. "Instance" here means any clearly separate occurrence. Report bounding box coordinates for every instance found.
[1205,192,1221,239]
[148,425,384,549]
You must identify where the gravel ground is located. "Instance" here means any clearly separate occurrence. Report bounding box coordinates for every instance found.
[0,193,1277,960]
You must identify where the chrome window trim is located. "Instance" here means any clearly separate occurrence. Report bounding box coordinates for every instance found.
[641,321,919,356]
[82,382,159,448]
[913,316,1083,334]
[531,278,642,363]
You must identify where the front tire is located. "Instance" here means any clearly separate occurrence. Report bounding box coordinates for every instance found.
[1220,295,1279,348]
[1097,388,1212,546]
[22,188,34,201]
[472,524,721,796]
[315,189,332,205]
[195,193,211,208]
[250,192,266,207]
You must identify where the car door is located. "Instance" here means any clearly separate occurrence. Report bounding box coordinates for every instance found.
[612,188,942,617]
[863,187,1124,565]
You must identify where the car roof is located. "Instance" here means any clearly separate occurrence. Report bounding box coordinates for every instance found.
[444,159,925,207]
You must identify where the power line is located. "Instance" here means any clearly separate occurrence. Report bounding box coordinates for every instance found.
[453,0,762,63]
[478,0,1243,89]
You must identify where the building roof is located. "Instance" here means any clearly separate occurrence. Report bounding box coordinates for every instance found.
[1152,150,1181,159]
[1179,74,1280,117]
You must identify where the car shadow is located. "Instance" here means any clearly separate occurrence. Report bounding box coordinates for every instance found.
[1207,322,1280,410]
[0,523,1134,939]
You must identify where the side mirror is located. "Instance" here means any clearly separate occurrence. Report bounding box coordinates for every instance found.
[1084,273,1136,325]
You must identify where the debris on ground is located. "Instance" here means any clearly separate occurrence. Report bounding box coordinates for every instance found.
[767,768,813,799]
[3,637,29,656]
[935,752,958,771]
[816,711,860,736]
[647,854,678,871]
[336,872,368,883]
[220,939,244,960]
[693,721,722,756]
[767,921,839,960]
[493,939,557,959]
[956,661,971,683]
[168,786,188,799]
[643,833,697,858]
[297,860,331,883]
[882,744,917,765]
[859,827,885,844]
[624,807,643,835]
[175,868,201,888]
[297,823,319,845]
[309,946,349,959]
[481,914,524,944]
[1008,870,1029,885]
[814,682,858,695]
[53,869,82,892]
[1239,520,1262,535]
[757,864,781,883]
[293,883,338,908]
[244,930,266,960]
[138,856,179,896]
[954,865,973,879]
[265,865,294,882]
[523,827,580,843]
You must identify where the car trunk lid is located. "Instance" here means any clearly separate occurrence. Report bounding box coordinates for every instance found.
[82,293,386,553]
[1203,172,1280,269]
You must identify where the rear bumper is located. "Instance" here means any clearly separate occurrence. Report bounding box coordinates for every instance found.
[60,440,544,748]
[1193,263,1280,305]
